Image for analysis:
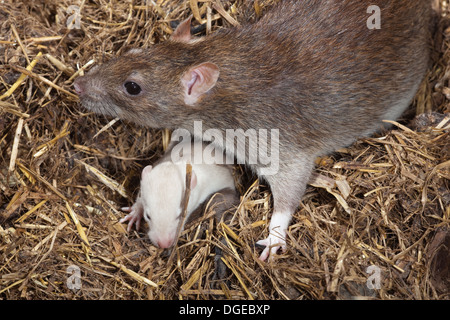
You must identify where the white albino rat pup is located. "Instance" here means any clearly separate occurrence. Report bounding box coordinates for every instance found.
[120,140,236,249]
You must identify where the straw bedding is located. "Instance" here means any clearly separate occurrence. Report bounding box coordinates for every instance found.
[0,0,448,300]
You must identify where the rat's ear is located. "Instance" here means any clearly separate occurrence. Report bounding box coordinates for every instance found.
[142,165,153,178]
[190,170,197,190]
[171,15,193,43]
[181,62,220,106]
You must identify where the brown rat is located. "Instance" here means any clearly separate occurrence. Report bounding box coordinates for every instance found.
[74,0,431,261]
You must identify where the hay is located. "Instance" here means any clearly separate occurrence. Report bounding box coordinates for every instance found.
[0,0,448,300]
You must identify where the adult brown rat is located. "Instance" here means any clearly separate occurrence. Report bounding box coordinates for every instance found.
[74,0,431,261]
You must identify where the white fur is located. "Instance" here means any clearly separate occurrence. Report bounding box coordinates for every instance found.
[120,141,235,248]
[256,211,291,261]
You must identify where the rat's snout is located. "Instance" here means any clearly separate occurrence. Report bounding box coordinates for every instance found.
[156,236,175,249]
[73,77,86,96]
[148,225,178,249]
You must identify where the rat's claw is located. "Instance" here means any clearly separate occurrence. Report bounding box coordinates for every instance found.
[256,234,287,261]
[119,212,134,232]
[119,213,131,224]
[120,204,143,232]
[120,211,141,232]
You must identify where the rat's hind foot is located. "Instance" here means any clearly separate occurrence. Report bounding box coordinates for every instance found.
[256,233,287,261]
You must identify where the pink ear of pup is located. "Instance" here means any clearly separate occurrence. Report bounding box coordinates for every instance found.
[181,62,220,106]
[142,165,153,179]
[190,170,197,190]
[170,15,193,43]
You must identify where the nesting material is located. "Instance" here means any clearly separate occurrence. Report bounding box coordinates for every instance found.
[0,0,449,300]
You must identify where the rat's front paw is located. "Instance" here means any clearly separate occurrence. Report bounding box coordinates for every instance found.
[256,232,287,261]
[120,203,144,232]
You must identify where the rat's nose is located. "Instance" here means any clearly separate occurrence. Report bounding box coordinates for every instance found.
[157,237,174,249]
[73,78,85,95]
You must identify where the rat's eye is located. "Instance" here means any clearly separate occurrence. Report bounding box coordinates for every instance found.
[124,81,142,95]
